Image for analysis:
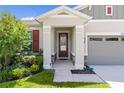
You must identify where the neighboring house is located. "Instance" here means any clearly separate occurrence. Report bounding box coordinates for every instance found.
[22,5,124,69]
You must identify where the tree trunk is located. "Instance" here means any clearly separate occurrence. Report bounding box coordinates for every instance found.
[4,55,11,66]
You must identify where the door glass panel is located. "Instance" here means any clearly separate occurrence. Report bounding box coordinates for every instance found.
[60,34,67,51]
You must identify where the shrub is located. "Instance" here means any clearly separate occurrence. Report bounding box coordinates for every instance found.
[1,55,42,77]
[0,68,13,82]
[15,56,23,63]
[0,73,2,82]
[30,64,39,73]
[0,63,2,70]
[12,55,36,67]
[23,56,36,65]
[12,67,31,79]
[12,55,43,67]
[35,56,43,70]
[23,68,31,77]
[11,55,24,65]
[14,62,26,68]
[0,55,43,83]
[12,68,24,79]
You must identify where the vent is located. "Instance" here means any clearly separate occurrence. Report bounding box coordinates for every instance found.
[58,12,69,15]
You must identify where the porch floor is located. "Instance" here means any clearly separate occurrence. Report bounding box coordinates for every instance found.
[53,60,104,83]
[52,60,75,69]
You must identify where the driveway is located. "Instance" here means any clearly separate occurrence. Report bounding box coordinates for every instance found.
[91,65,124,88]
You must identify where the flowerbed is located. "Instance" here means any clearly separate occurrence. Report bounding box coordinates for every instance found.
[0,54,43,83]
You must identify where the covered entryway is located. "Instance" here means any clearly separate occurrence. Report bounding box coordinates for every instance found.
[52,27,74,69]
[36,6,92,69]
[87,36,124,65]
[55,28,72,60]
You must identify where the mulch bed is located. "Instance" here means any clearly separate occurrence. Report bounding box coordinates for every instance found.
[71,69,96,74]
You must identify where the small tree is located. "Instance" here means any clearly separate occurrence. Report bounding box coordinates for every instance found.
[0,13,30,65]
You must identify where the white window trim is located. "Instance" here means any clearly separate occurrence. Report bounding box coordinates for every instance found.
[106,6,113,16]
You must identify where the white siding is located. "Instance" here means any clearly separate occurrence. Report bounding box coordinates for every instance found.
[85,20,124,33]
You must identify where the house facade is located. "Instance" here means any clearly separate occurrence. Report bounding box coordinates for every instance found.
[22,5,124,69]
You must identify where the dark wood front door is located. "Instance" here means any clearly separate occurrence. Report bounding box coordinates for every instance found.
[59,33,68,58]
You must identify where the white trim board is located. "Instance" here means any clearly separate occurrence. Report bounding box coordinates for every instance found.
[74,5,89,10]
[86,32,124,35]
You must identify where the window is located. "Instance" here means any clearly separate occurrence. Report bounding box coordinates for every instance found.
[106,6,113,16]
[90,38,102,41]
[24,31,33,51]
[29,31,33,40]
[28,31,33,51]
[121,38,124,41]
[106,38,118,41]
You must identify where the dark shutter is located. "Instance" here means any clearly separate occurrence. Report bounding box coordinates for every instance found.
[33,30,39,52]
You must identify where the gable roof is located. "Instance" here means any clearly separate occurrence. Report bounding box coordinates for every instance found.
[35,5,92,22]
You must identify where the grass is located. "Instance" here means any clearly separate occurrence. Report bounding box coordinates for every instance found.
[0,70,110,88]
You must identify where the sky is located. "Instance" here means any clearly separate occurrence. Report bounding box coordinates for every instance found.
[0,5,77,19]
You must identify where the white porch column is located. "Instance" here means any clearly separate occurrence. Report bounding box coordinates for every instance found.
[75,25,84,69]
[43,25,52,69]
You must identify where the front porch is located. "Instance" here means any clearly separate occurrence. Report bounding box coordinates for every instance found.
[44,26,84,69]
[36,6,92,69]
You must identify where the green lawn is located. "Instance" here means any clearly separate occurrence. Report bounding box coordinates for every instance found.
[0,70,110,88]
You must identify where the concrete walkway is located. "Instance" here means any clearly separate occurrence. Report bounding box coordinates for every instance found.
[54,69,73,82]
[53,60,104,82]
[91,65,124,88]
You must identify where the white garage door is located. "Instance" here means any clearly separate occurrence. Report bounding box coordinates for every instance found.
[87,36,124,65]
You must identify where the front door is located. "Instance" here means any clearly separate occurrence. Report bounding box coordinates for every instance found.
[59,33,68,59]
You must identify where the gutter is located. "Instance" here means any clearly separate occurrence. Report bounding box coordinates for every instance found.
[34,18,42,25]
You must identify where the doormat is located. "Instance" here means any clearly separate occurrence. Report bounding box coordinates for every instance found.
[71,69,96,74]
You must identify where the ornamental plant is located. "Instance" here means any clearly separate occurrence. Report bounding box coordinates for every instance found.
[0,13,30,65]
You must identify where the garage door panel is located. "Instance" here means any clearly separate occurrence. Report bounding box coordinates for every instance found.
[88,36,124,65]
